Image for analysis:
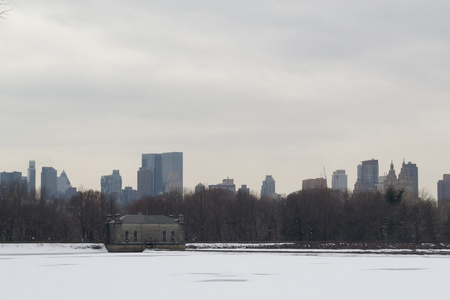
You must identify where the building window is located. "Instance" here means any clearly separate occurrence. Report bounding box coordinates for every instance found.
[171,231,175,242]
[134,231,138,242]
[125,231,129,242]
[163,231,167,242]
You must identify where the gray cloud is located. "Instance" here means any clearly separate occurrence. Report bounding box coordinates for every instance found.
[2,0,450,196]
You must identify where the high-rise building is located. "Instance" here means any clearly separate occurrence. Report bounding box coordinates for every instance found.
[384,161,397,190]
[101,170,122,201]
[56,170,77,199]
[438,174,450,208]
[140,152,183,196]
[261,175,276,198]
[238,184,250,194]
[137,167,154,199]
[41,167,57,199]
[302,178,327,190]
[194,183,206,194]
[27,160,36,192]
[378,160,417,198]
[397,161,415,196]
[121,186,138,207]
[209,178,236,193]
[0,171,22,185]
[354,159,379,192]
[57,170,72,195]
[403,161,419,198]
[331,170,347,192]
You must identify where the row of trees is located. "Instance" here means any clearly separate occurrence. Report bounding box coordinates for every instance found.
[2,180,450,243]
[0,181,118,242]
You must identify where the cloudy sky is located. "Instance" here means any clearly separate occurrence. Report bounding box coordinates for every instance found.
[1,0,450,197]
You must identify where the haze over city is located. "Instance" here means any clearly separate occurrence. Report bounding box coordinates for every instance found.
[2,1,450,198]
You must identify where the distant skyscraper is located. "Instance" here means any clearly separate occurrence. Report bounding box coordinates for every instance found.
[354,159,379,192]
[438,174,450,208]
[403,161,419,197]
[384,161,397,190]
[57,170,73,196]
[0,171,22,185]
[195,183,206,194]
[209,178,236,193]
[137,167,154,199]
[397,161,415,196]
[101,170,122,201]
[302,178,327,190]
[41,167,57,199]
[140,152,183,196]
[121,186,137,207]
[331,170,347,192]
[238,184,250,194]
[261,175,276,198]
[378,160,417,198]
[27,160,36,192]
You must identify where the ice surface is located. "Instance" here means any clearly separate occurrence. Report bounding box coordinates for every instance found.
[0,244,447,300]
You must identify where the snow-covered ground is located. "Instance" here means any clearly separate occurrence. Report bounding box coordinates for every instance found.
[187,242,450,254]
[0,243,448,300]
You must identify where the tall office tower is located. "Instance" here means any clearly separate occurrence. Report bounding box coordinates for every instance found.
[437,174,450,208]
[302,178,327,190]
[403,161,418,198]
[331,170,347,192]
[397,161,415,196]
[261,175,276,198]
[101,170,122,201]
[27,160,36,192]
[41,167,57,199]
[140,152,183,196]
[57,170,72,196]
[137,167,154,199]
[121,186,138,207]
[384,161,397,190]
[238,184,250,194]
[354,159,379,192]
[0,171,22,185]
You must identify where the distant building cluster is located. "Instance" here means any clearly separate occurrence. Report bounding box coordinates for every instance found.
[3,154,450,209]
[0,161,76,200]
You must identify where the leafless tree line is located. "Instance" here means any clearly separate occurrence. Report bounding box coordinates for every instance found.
[0,181,118,242]
[2,180,450,243]
[128,187,448,243]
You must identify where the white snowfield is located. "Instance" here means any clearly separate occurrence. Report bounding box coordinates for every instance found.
[0,243,107,254]
[1,243,449,300]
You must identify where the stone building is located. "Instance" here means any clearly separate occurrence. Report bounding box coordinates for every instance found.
[105,214,185,252]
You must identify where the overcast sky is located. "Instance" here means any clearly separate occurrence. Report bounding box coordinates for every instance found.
[2,0,450,197]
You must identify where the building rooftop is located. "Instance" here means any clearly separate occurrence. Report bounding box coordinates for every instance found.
[118,214,179,224]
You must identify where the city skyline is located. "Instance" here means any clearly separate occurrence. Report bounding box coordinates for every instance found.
[0,156,442,199]
[2,1,450,199]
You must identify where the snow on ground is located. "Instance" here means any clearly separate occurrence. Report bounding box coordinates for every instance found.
[0,243,107,254]
[0,244,448,300]
[187,242,450,254]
